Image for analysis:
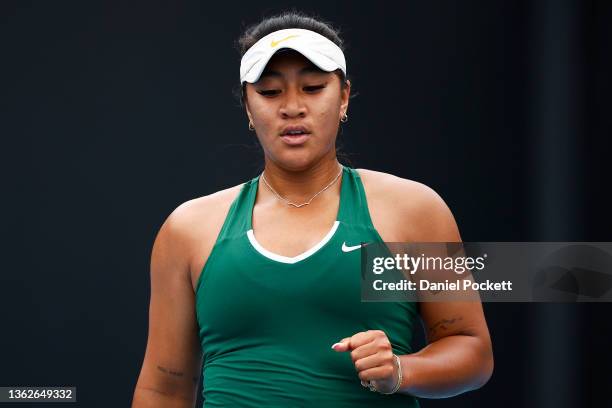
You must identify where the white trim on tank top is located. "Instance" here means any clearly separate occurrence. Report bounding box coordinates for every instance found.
[246,221,340,264]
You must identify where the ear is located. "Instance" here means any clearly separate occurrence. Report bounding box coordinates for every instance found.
[244,92,254,124]
[339,79,351,119]
[240,82,254,122]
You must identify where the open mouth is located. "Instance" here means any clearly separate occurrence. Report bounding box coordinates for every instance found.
[281,125,310,136]
[280,129,310,145]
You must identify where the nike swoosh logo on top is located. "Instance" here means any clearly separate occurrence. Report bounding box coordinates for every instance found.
[342,242,362,252]
[270,35,299,48]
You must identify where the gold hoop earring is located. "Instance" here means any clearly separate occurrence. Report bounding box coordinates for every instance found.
[248,121,255,131]
[340,113,348,123]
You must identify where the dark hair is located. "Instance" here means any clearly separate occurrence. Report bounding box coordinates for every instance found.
[233,10,355,167]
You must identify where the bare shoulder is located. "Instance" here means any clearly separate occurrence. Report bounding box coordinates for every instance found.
[355,168,462,242]
[168,183,244,236]
[157,182,245,290]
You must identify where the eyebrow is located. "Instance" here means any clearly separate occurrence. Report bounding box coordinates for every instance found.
[259,65,326,80]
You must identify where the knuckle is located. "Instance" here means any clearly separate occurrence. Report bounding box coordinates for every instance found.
[379,350,393,362]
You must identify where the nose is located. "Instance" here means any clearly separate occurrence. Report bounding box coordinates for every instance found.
[279,87,306,119]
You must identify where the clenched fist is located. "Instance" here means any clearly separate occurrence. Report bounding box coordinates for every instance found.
[332,330,402,394]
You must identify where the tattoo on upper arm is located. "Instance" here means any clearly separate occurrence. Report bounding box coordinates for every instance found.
[157,365,184,378]
[427,316,463,339]
[157,365,200,385]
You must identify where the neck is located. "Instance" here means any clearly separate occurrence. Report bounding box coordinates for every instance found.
[260,157,343,204]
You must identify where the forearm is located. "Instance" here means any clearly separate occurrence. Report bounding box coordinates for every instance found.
[132,386,196,408]
[397,335,493,398]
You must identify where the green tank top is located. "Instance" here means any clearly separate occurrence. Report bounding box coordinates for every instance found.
[195,165,420,407]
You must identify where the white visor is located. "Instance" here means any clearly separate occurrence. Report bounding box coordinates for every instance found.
[239,28,347,84]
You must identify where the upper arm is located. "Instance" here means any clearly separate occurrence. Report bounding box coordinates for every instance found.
[396,181,492,350]
[134,203,203,403]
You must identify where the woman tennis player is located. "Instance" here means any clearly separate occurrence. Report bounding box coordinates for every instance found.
[132,11,493,407]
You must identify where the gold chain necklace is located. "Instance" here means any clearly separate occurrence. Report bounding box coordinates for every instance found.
[260,165,343,208]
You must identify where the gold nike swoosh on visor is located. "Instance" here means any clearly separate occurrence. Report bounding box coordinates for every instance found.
[270,35,299,48]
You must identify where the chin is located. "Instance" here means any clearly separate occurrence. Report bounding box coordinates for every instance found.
[271,151,320,172]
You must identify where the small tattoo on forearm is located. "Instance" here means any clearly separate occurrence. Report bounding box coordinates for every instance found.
[428,316,463,337]
[157,365,184,377]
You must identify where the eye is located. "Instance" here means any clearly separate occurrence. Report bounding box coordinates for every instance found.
[304,84,326,92]
[257,89,281,97]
